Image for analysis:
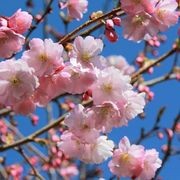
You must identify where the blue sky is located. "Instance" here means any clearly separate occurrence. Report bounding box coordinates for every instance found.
[0,0,179,179]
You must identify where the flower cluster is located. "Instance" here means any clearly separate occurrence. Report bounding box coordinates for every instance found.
[121,0,179,41]
[56,36,146,164]
[0,9,32,58]
[109,136,162,180]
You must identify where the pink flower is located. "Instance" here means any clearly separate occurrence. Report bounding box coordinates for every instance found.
[108,136,145,178]
[105,29,118,42]
[121,0,155,14]
[58,132,114,164]
[33,76,65,106]
[107,55,135,75]
[91,66,132,105]
[64,104,99,143]
[70,36,103,67]
[121,13,158,41]
[22,38,64,77]
[83,136,114,164]
[0,27,24,58]
[0,59,39,106]
[57,62,97,94]
[0,120,7,134]
[90,101,121,133]
[58,131,86,158]
[60,165,79,179]
[13,97,36,115]
[117,91,145,122]
[138,149,162,180]
[60,0,88,20]
[153,0,178,31]
[0,17,8,27]
[7,164,23,179]
[8,9,32,34]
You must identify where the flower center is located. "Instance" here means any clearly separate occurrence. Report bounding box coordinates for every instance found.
[81,53,91,62]
[102,83,113,93]
[39,53,48,62]
[132,15,145,25]
[10,76,21,86]
[0,37,8,45]
[120,153,130,162]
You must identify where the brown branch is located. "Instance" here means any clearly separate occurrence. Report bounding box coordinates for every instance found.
[136,107,166,144]
[17,147,44,180]
[143,73,176,87]
[0,114,66,152]
[131,47,177,84]
[154,112,180,179]
[25,0,53,41]
[6,120,48,163]
[0,108,11,118]
[59,7,124,44]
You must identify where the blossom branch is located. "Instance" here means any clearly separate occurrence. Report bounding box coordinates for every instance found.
[25,0,53,41]
[17,147,44,180]
[136,107,166,144]
[143,73,176,87]
[154,112,180,178]
[131,47,177,84]
[59,7,124,44]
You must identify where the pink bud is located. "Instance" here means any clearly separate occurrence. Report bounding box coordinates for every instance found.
[165,128,173,139]
[154,40,160,47]
[148,67,154,74]
[105,29,118,42]
[161,144,168,152]
[30,114,39,126]
[52,134,60,142]
[8,9,32,34]
[157,131,164,139]
[147,91,154,101]
[105,19,114,30]
[148,39,155,46]
[112,17,121,26]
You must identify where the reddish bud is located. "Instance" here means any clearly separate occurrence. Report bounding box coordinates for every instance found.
[105,29,118,42]
[105,19,114,30]
[112,17,121,26]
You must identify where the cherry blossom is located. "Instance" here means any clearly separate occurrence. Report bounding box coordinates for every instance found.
[107,55,135,75]
[60,0,88,20]
[153,0,178,31]
[0,27,24,58]
[121,0,155,14]
[109,136,145,178]
[58,132,114,164]
[89,101,121,133]
[57,62,97,94]
[109,136,161,179]
[91,66,132,105]
[117,91,145,123]
[8,9,33,34]
[138,149,162,180]
[70,36,103,67]
[22,38,64,77]
[0,59,39,106]
[64,104,99,143]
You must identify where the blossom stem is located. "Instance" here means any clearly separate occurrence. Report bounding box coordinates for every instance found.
[131,47,177,84]
[59,7,124,44]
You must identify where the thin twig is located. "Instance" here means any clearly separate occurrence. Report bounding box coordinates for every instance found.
[131,48,177,84]
[17,147,44,180]
[59,7,124,44]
